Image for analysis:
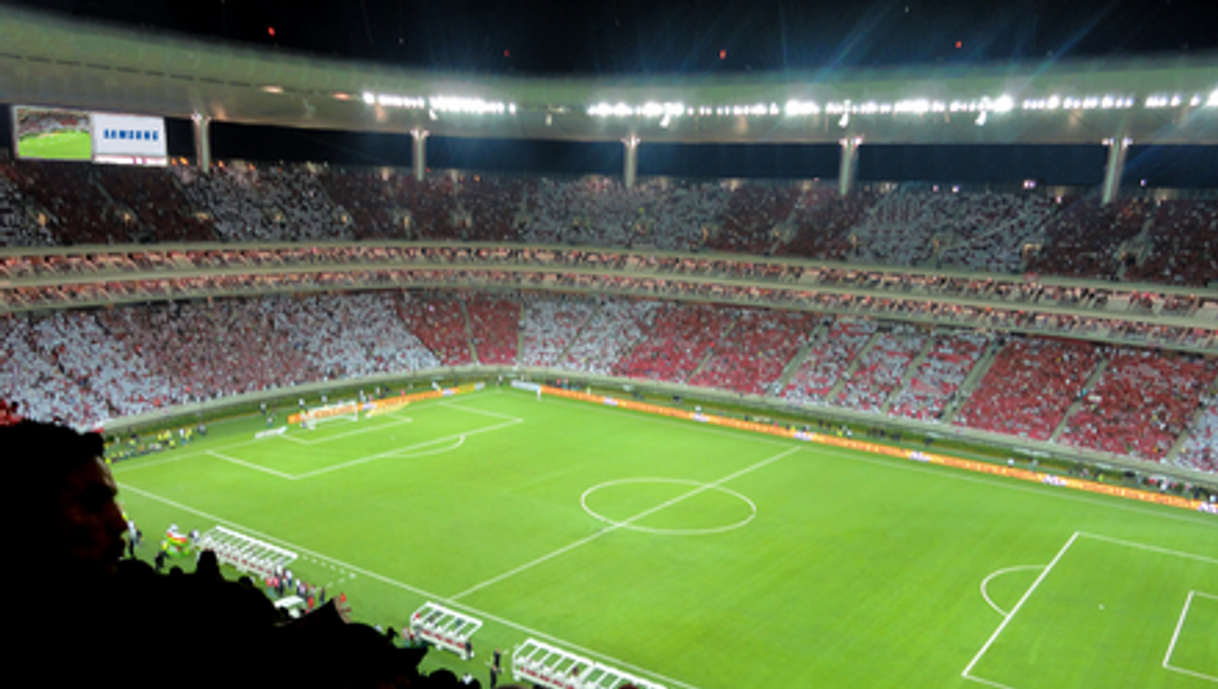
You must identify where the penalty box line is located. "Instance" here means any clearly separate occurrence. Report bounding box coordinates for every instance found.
[116,483,705,689]
[291,418,522,480]
[964,532,1218,688]
[449,445,802,602]
[962,532,1081,688]
[1164,591,1218,683]
[112,394,466,476]
[197,417,522,482]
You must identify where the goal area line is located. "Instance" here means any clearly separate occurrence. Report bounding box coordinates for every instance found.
[963,532,1218,688]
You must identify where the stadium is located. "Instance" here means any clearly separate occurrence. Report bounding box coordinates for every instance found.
[1,3,1216,688]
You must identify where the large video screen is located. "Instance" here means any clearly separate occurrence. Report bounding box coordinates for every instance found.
[13,106,93,161]
[12,106,168,165]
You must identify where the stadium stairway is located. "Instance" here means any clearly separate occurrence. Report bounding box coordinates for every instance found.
[940,340,1000,424]
[824,329,883,403]
[771,321,828,395]
[552,300,601,365]
[1049,354,1112,443]
[1163,404,1211,466]
[516,305,526,367]
[458,299,479,365]
[686,312,741,383]
[880,332,938,414]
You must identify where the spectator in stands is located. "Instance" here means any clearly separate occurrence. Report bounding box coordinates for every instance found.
[9,419,432,688]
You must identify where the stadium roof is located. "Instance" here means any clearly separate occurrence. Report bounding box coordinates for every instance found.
[3,7,1217,146]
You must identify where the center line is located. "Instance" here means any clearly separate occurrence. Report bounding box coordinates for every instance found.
[450,446,800,601]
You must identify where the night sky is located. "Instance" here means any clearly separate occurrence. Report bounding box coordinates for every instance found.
[4,0,1217,185]
[10,0,1218,74]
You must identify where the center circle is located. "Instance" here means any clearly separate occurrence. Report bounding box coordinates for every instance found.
[580,477,757,535]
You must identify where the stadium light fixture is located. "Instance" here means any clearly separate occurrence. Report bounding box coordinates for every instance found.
[1208,90,1218,107]
[975,111,987,126]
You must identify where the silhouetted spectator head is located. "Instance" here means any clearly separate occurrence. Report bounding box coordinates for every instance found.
[8,420,126,579]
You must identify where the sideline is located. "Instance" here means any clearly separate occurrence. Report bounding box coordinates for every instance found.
[117,483,704,689]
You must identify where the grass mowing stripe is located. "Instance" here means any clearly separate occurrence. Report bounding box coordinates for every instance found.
[531,390,1218,528]
[962,532,1080,684]
[116,482,706,689]
[451,445,802,601]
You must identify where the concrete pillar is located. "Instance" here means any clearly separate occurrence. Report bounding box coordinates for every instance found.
[622,136,640,189]
[411,129,429,182]
[839,137,861,197]
[191,113,212,173]
[1101,137,1130,206]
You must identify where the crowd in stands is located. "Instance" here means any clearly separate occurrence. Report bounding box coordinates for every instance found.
[1175,394,1217,473]
[955,338,1101,441]
[1026,197,1152,280]
[558,298,659,375]
[781,319,877,404]
[1125,199,1218,287]
[465,295,520,365]
[709,185,799,254]
[887,331,991,422]
[397,295,475,366]
[3,261,1212,353]
[2,158,1214,287]
[269,292,441,379]
[834,324,928,412]
[2,290,1215,472]
[520,295,596,367]
[1059,350,1217,460]
[614,302,735,383]
[687,308,818,395]
[847,187,1055,272]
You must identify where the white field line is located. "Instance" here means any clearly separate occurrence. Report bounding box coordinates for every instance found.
[1163,590,1218,683]
[962,532,1080,683]
[450,446,801,601]
[280,413,415,446]
[291,419,522,480]
[1077,532,1218,565]
[536,389,1218,529]
[206,450,297,479]
[112,396,458,475]
[979,565,1045,618]
[114,483,704,689]
[438,401,524,422]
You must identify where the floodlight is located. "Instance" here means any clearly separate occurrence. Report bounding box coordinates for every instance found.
[362,92,376,105]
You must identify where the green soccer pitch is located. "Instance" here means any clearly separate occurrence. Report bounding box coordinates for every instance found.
[112,388,1218,688]
[17,131,93,160]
